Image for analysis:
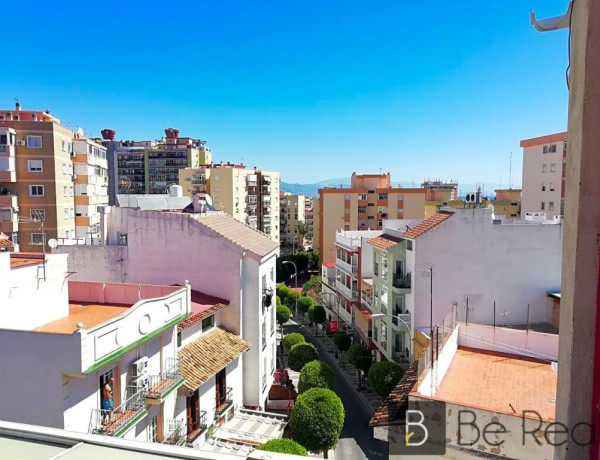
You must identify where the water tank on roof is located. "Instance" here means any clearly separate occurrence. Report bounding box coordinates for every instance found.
[168,185,183,197]
[165,128,179,139]
[101,129,116,140]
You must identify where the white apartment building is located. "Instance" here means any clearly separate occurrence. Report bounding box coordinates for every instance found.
[521,132,567,219]
[55,205,280,410]
[367,207,562,364]
[0,251,191,442]
[72,136,109,242]
[280,193,305,245]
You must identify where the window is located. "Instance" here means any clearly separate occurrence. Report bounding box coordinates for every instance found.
[30,209,45,222]
[262,321,267,349]
[368,216,375,220]
[398,194,404,201]
[378,193,388,200]
[61,140,66,152]
[270,267,274,281]
[542,164,547,173]
[29,185,44,197]
[272,342,276,373]
[358,193,367,200]
[406,240,413,251]
[367,202,375,207]
[26,135,42,148]
[147,415,158,443]
[177,331,182,347]
[541,183,546,192]
[117,232,128,246]
[358,206,367,213]
[27,160,43,172]
[549,202,555,211]
[11,232,18,245]
[550,163,556,172]
[564,141,568,150]
[344,194,350,201]
[378,219,383,226]
[550,182,555,192]
[63,186,68,197]
[541,202,546,211]
[64,208,70,219]
[202,315,214,331]
[31,233,46,245]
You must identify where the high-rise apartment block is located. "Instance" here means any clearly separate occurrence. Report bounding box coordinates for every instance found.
[318,173,426,263]
[179,164,280,242]
[521,132,567,219]
[280,193,305,245]
[110,128,212,197]
[0,102,108,251]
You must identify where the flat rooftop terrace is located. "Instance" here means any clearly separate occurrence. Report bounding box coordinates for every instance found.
[417,347,557,422]
[34,303,130,334]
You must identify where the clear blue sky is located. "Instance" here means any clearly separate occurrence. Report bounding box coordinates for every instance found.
[2,0,569,186]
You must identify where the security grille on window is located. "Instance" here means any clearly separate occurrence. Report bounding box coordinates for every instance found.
[30,209,45,222]
[27,160,43,172]
[26,135,43,148]
[29,185,44,197]
[117,232,128,246]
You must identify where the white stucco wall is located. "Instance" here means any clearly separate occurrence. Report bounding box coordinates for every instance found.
[409,208,562,329]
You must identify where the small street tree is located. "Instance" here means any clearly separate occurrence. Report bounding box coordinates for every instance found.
[333,331,352,353]
[298,360,334,394]
[347,344,373,374]
[297,221,310,248]
[276,295,282,306]
[288,342,318,372]
[276,305,291,327]
[367,361,404,399]
[282,333,306,353]
[257,439,308,456]
[308,304,327,335]
[297,295,314,320]
[290,388,345,454]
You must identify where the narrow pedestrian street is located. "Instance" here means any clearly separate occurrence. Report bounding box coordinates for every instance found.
[284,320,389,460]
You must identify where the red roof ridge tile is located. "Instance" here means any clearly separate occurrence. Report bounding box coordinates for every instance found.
[403,211,453,239]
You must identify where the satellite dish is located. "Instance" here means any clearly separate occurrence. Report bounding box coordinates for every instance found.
[77,127,85,138]
[204,194,213,207]
[48,238,58,249]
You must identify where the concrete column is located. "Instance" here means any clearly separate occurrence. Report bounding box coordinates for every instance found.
[556,0,600,458]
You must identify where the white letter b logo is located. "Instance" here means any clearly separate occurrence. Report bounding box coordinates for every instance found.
[406,410,429,447]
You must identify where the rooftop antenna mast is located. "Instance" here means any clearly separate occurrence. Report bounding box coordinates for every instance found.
[509,151,513,189]
[18,212,46,281]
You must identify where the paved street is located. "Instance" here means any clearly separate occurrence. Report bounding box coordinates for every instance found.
[285,322,389,460]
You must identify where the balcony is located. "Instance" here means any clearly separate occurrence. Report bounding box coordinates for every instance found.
[163,419,187,446]
[261,175,271,184]
[392,312,411,329]
[393,273,411,290]
[145,358,184,404]
[361,291,373,308]
[89,387,147,437]
[215,387,233,416]
[262,374,267,391]
[336,258,358,275]
[262,195,271,203]
[186,411,208,443]
[336,282,358,301]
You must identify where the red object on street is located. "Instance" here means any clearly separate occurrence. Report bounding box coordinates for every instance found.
[327,320,338,333]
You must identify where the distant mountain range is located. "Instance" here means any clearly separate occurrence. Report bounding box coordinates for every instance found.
[281,179,515,198]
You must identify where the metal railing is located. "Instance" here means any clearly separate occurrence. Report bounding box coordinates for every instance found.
[89,387,146,436]
[215,387,233,415]
[163,419,187,445]
[393,273,412,289]
[262,374,267,391]
[186,411,207,442]
[146,357,182,399]
[392,312,411,328]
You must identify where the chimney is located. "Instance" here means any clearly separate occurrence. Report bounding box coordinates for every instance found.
[15,101,21,112]
[193,193,203,213]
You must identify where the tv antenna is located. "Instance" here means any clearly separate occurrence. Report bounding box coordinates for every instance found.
[497,310,511,327]
[509,151,513,189]
[18,212,47,280]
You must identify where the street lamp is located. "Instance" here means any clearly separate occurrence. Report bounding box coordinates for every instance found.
[371,313,413,363]
[282,261,298,317]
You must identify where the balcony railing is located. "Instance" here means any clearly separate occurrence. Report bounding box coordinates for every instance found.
[392,312,411,328]
[262,374,267,391]
[336,258,358,274]
[186,411,208,443]
[89,387,147,436]
[146,357,183,401]
[215,387,233,416]
[393,273,411,289]
[163,419,187,446]
[361,291,372,307]
[336,282,358,301]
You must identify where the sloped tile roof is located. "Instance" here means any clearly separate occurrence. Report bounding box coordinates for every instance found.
[190,213,279,258]
[403,211,453,239]
[178,303,227,331]
[370,362,418,427]
[0,233,13,247]
[368,234,403,250]
[178,327,250,391]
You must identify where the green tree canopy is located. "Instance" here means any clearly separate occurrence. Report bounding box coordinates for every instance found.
[290,388,345,454]
[367,361,404,399]
[276,295,282,306]
[302,275,322,295]
[308,305,327,325]
[297,296,314,317]
[282,333,306,353]
[298,360,335,394]
[276,305,291,326]
[277,283,291,300]
[333,331,352,352]
[256,439,308,456]
[288,342,318,372]
[347,344,373,374]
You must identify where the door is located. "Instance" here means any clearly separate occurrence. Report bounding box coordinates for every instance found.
[216,369,226,407]
[186,389,199,435]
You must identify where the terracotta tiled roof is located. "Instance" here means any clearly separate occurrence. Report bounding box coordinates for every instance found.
[368,234,403,250]
[189,213,279,258]
[0,233,13,247]
[370,362,418,427]
[178,303,227,331]
[9,252,45,269]
[178,327,250,391]
[403,211,453,239]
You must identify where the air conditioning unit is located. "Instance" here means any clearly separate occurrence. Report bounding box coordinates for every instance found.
[130,375,149,391]
[16,140,25,146]
[131,356,148,377]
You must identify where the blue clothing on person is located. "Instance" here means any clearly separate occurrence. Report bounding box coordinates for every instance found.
[102,398,114,411]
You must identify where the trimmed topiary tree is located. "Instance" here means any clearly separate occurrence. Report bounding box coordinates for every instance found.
[256,439,308,456]
[334,331,352,352]
[277,283,291,300]
[282,332,306,353]
[297,295,314,318]
[367,361,404,399]
[347,343,373,374]
[290,388,345,454]
[288,342,318,372]
[276,305,291,327]
[276,295,282,306]
[308,304,327,334]
[298,360,334,394]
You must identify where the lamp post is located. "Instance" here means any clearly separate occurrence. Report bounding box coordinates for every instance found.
[371,313,413,363]
[282,261,298,317]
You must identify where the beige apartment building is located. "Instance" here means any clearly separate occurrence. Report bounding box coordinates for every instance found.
[180,164,280,242]
[318,173,426,264]
[492,188,522,219]
[280,193,305,246]
[521,132,567,219]
[72,136,108,241]
[0,102,77,252]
